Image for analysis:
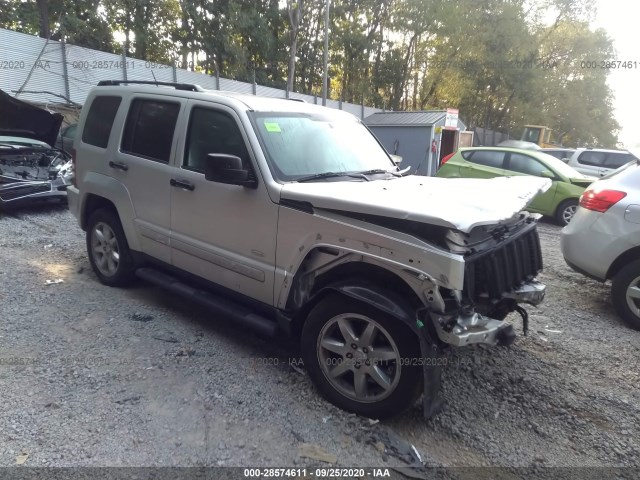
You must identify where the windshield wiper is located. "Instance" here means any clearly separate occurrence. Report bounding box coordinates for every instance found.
[355,168,402,177]
[296,172,369,182]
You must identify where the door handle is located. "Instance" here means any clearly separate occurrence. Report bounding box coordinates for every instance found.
[170,178,195,191]
[108,161,129,171]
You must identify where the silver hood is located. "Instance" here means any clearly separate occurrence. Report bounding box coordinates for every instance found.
[280,175,552,233]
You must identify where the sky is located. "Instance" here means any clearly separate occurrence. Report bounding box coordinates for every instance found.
[591,0,640,149]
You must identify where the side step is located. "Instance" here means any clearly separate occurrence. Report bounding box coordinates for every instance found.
[135,267,278,338]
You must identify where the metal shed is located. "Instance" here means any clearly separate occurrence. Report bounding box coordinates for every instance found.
[364,110,467,176]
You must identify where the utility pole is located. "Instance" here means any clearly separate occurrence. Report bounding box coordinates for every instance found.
[322,0,330,106]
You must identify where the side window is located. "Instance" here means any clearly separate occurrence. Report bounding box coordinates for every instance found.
[577,151,606,167]
[605,152,633,169]
[183,107,250,173]
[121,99,180,163]
[507,153,549,176]
[81,96,121,148]
[467,150,505,168]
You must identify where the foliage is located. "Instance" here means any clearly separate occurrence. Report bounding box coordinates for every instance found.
[0,0,619,146]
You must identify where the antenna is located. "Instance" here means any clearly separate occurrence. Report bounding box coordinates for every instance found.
[150,69,159,86]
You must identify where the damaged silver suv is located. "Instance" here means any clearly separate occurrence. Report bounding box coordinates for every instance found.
[68,80,548,418]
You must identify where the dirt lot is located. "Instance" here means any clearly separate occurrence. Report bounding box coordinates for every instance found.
[1,204,639,472]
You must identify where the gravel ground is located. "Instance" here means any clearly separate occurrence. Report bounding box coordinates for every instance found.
[1,204,639,472]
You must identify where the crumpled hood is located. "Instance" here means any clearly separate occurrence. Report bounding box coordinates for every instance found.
[280,175,552,232]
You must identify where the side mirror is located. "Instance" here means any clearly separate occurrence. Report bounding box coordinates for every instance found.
[390,154,403,165]
[204,153,256,187]
[540,170,555,179]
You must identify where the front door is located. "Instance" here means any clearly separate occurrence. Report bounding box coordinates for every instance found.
[169,101,278,306]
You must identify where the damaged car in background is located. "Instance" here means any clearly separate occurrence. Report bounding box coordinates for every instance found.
[0,90,74,207]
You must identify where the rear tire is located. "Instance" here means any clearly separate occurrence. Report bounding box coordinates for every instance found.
[301,293,423,419]
[86,208,135,287]
[555,199,579,226]
[612,259,640,331]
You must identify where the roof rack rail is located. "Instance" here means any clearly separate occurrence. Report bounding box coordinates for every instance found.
[97,80,205,92]
[288,98,306,103]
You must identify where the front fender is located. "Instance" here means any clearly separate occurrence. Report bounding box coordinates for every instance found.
[274,206,464,309]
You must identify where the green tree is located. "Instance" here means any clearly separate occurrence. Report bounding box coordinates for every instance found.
[1,0,115,51]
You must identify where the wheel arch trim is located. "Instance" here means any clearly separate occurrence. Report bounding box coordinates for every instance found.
[79,173,140,251]
[607,246,640,280]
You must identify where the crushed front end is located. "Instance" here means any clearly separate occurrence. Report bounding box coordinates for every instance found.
[417,213,546,417]
[0,143,73,207]
[430,214,545,347]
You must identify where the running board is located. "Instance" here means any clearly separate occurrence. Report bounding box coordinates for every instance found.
[135,267,278,337]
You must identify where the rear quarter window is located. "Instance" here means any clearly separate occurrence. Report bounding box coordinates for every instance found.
[81,96,122,148]
[604,152,634,169]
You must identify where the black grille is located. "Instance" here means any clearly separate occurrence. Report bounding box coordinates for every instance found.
[464,224,542,301]
[0,183,51,201]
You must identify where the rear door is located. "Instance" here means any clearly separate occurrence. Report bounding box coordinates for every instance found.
[460,150,507,178]
[110,94,186,263]
[504,152,558,214]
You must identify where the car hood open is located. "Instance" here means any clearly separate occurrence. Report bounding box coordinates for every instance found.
[280,175,552,233]
[0,89,63,146]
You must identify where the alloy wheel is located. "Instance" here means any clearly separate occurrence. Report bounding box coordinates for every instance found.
[562,204,577,224]
[90,221,120,276]
[625,275,640,318]
[316,313,401,403]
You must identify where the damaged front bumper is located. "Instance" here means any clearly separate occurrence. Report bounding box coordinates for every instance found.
[430,281,546,348]
[418,281,545,418]
[0,178,70,206]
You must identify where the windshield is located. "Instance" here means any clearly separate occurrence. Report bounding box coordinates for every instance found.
[250,112,396,181]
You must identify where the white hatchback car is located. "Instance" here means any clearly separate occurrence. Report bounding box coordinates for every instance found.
[566,148,635,178]
[561,151,640,330]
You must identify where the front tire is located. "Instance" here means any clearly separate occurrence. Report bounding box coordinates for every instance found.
[612,259,640,331]
[86,208,135,287]
[556,199,579,226]
[301,293,423,419]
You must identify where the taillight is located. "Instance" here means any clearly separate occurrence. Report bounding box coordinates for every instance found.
[71,148,77,187]
[579,189,626,213]
[440,152,455,166]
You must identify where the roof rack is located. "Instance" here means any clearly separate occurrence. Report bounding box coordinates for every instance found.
[97,80,205,92]
[288,98,306,103]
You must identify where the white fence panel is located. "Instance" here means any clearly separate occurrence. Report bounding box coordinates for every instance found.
[219,78,253,94]
[176,69,219,90]
[1,28,381,118]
